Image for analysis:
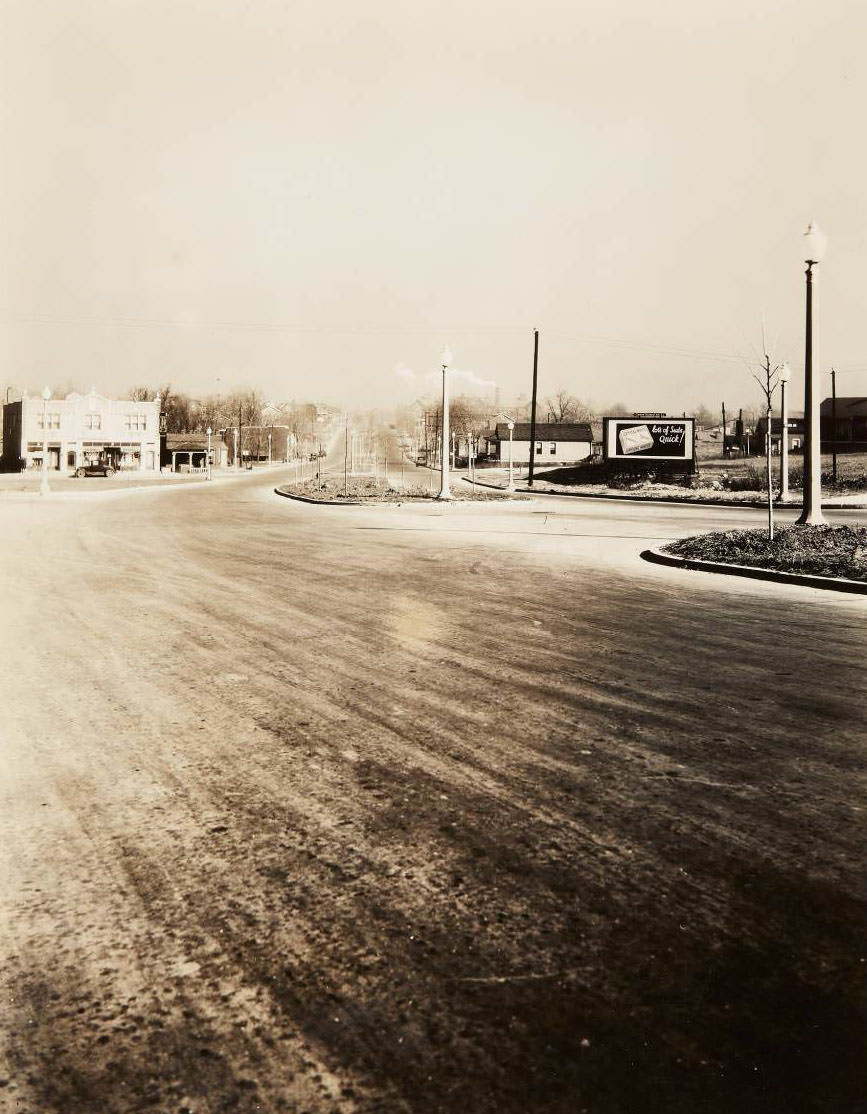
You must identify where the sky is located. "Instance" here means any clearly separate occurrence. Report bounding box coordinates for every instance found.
[2,0,866,416]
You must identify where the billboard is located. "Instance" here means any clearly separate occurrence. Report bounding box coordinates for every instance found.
[603,417,695,462]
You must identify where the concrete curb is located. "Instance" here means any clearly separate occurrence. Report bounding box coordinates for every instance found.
[274,485,515,507]
[463,476,766,507]
[461,476,867,510]
[458,477,535,499]
[274,487,362,506]
[641,546,867,595]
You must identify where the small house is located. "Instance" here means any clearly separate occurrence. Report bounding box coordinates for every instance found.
[488,422,593,465]
[820,397,867,452]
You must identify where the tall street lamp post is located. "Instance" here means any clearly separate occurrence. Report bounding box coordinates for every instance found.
[796,221,827,526]
[506,420,515,491]
[778,363,790,502]
[40,386,51,496]
[438,346,453,500]
[206,426,212,480]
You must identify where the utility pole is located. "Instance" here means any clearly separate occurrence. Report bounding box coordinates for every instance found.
[237,400,242,469]
[721,402,727,458]
[344,418,349,497]
[528,328,539,487]
[760,354,775,541]
[831,366,837,483]
[796,227,826,526]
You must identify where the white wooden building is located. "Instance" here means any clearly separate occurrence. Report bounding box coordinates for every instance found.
[488,422,593,465]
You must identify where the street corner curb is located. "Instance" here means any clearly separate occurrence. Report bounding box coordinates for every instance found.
[274,487,363,506]
[640,546,867,595]
[517,485,867,509]
[457,474,770,506]
[457,477,535,498]
[520,487,769,508]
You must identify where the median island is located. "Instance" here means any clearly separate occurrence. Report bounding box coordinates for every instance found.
[664,525,867,583]
[277,476,509,502]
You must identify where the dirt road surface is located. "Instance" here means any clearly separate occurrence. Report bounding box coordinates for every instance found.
[1,473,865,1113]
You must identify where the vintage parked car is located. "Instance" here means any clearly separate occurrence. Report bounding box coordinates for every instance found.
[75,451,118,478]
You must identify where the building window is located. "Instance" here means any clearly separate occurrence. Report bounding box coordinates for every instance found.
[124,413,147,431]
[549,443,556,454]
[536,442,543,453]
[85,413,102,430]
[37,412,60,429]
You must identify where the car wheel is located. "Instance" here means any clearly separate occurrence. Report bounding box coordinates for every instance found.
[105,467,115,476]
[75,468,84,478]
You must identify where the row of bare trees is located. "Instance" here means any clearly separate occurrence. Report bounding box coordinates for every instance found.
[127,385,265,435]
[127,385,334,463]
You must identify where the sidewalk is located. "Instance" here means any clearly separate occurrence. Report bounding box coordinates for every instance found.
[461,473,867,510]
[0,462,303,496]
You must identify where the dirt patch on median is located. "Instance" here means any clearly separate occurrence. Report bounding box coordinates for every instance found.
[280,477,509,502]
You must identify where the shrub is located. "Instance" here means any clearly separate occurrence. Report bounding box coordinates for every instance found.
[723,465,767,492]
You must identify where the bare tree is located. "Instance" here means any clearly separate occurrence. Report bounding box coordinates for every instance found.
[544,388,593,423]
[694,404,715,430]
[197,395,225,434]
[449,394,491,457]
[750,346,784,541]
[128,385,158,402]
[220,390,263,464]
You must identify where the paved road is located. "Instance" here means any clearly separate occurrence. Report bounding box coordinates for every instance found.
[1,473,865,1114]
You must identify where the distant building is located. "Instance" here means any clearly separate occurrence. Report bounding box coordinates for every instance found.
[752,415,805,455]
[1,390,160,474]
[486,422,593,465]
[820,397,867,452]
[163,432,228,472]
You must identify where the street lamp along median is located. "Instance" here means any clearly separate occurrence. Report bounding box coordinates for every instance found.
[40,385,51,496]
[796,221,827,526]
[438,346,453,500]
[778,363,791,502]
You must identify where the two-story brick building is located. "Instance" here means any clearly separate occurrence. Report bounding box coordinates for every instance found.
[1,390,161,474]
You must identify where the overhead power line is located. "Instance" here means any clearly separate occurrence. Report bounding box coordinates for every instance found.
[4,313,867,373]
[0,314,746,360]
